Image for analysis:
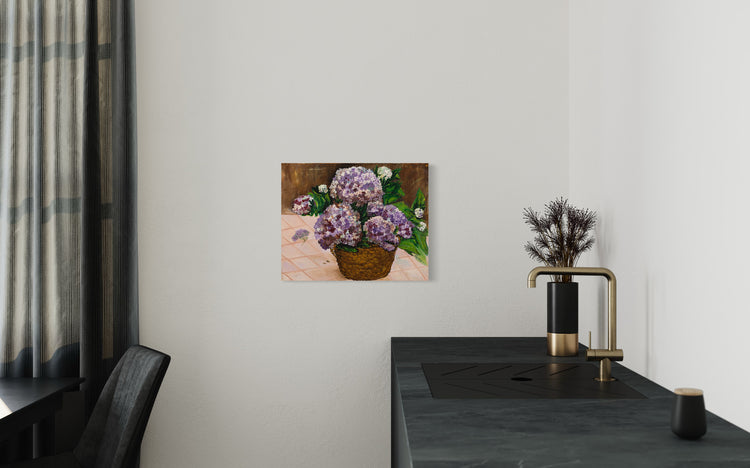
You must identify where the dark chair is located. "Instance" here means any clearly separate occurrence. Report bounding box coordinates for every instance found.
[5,345,170,468]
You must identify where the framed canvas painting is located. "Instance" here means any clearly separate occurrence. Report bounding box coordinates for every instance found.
[281,163,428,281]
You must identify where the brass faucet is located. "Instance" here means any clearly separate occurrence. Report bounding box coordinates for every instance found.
[527,266,623,382]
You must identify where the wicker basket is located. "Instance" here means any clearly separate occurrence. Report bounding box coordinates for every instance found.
[331,245,396,280]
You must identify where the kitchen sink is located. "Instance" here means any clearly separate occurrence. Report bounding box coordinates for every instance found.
[421,363,646,399]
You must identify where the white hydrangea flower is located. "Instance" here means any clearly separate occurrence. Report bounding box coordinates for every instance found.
[377,166,392,181]
[318,184,328,194]
[414,208,424,219]
[417,221,427,232]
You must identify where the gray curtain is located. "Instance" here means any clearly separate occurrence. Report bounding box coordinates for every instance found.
[0,0,138,421]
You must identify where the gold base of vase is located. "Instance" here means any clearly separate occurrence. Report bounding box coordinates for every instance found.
[547,332,578,356]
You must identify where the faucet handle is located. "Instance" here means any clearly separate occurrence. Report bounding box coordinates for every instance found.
[588,331,592,349]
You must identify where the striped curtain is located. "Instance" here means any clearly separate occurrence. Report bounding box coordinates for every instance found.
[0,0,138,421]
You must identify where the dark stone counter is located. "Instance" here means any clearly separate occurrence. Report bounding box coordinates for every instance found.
[391,337,750,467]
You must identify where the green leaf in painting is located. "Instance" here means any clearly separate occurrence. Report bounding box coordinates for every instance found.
[382,175,404,203]
[398,238,419,255]
[352,203,368,221]
[413,231,429,264]
[398,235,428,265]
[335,244,358,253]
[392,201,410,214]
[381,173,404,204]
[307,191,330,216]
[383,193,400,204]
[411,188,426,210]
[412,251,428,265]
[413,227,428,249]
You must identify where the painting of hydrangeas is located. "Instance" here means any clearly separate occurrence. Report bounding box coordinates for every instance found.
[282,163,429,281]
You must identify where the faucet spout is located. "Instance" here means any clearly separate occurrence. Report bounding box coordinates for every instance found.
[527,266,622,381]
[527,266,615,289]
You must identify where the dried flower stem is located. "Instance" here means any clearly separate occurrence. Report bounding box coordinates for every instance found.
[523,198,596,282]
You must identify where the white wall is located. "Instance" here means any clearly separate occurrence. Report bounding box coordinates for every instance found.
[136,1,569,466]
[570,1,750,431]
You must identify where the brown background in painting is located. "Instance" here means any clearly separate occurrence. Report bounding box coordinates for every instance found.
[281,163,429,220]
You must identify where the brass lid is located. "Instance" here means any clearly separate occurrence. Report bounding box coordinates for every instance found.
[674,388,703,396]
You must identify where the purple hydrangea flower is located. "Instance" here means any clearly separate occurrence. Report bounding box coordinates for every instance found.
[366,202,413,239]
[292,195,313,215]
[364,216,399,251]
[329,166,383,206]
[291,229,309,242]
[314,203,362,250]
[366,201,384,216]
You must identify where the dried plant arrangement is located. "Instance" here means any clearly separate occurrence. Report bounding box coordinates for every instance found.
[522,197,597,282]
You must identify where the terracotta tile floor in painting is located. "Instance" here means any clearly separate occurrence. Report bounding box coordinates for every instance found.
[281,214,428,281]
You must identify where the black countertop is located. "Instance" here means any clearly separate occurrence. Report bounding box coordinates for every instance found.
[391,337,750,467]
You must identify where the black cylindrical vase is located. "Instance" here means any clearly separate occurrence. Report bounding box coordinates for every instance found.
[547,282,578,356]
[671,388,707,440]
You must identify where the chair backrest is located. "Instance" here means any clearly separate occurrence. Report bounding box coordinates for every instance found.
[74,345,170,468]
